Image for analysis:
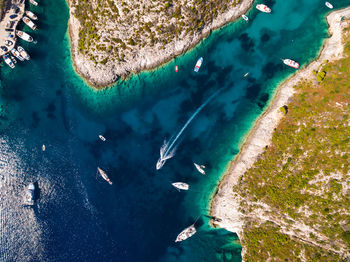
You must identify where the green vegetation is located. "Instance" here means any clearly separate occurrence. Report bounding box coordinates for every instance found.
[236,22,350,260]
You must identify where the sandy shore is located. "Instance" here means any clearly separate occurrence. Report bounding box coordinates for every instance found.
[67,0,254,88]
[210,5,350,243]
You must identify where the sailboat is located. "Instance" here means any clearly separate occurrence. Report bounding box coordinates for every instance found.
[172,182,189,191]
[97,167,112,185]
[194,163,206,175]
[175,224,197,242]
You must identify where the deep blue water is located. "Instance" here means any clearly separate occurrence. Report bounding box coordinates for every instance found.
[0,0,349,261]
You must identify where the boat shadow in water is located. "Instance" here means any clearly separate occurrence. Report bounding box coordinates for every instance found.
[33,181,41,203]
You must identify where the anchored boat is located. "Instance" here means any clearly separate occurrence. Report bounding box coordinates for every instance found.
[22,16,37,30]
[194,57,203,72]
[175,65,178,72]
[194,163,206,175]
[175,224,197,242]
[17,46,30,60]
[30,0,38,6]
[325,2,333,9]
[99,135,106,141]
[282,59,299,69]
[25,11,38,20]
[11,48,24,61]
[242,14,249,21]
[16,30,33,42]
[24,183,35,206]
[172,182,189,191]
[256,4,271,13]
[3,55,15,68]
[97,167,112,185]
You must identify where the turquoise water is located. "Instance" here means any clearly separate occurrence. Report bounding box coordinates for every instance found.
[0,0,349,261]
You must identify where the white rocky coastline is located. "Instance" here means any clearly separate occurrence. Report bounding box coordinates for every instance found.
[68,0,254,88]
[210,6,350,260]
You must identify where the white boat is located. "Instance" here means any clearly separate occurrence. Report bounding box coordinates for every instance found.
[3,55,15,69]
[256,4,271,13]
[194,57,203,72]
[325,2,333,9]
[282,59,299,69]
[244,72,249,77]
[42,144,45,151]
[17,46,30,60]
[175,224,197,242]
[99,135,106,141]
[11,48,24,61]
[22,16,37,30]
[97,167,112,185]
[242,14,249,21]
[16,30,33,42]
[172,182,189,191]
[30,0,38,6]
[194,163,206,175]
[25,11,38,20]
[24,183,35,206]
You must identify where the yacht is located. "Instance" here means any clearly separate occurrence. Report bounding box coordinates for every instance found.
[25,11,38,20]
[3,55,15,68]
[24,183,35,206]
[97,167,112,185]
[256,4,271,13]
[99,135,106,141]
[30,0,38,6]
[22,16,37,30]
[325,2,333,9]
[194,57,203,72]
[194,163,206,175]
[17,46,30,60]
[242,14,249,21]
[282,59,299,69]
[172,182,189,191]
[175,224,197,242]
[11,48,24,61]
[16,30,33,42]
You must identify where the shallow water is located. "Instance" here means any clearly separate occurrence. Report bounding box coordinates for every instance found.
[0,0,349,261]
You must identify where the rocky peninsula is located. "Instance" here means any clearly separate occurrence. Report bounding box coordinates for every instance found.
[211,7,350,261]
[68,0,254,88]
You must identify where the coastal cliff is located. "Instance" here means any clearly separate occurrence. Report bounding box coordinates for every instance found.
[211,7,350,261]
[68,0,254,88]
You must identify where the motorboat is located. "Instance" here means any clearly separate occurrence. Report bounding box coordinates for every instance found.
[10,55,17,64]
[11,48,24,61]
[242,14,249,21]
[3,55,15,68]
[99,135,106,141]
[282,59,299,69]
[30,0,38,6]
[97,167,112,185]
[175,224,197,242]
[244,72,249,77]
[22,16,37,30]
[24,183,35,206]
[16,30,33,42]
[194,57,203,72]
[5,40,13,46]
[194,163,206,175]
[256,4,271,13]
[172,182,189,191]
[42,144,45,151]
[25,11,38,20]
[325,2,333,9]
[175,65,178,72]
[17,46,30,60]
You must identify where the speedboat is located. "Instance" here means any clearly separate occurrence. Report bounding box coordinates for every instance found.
[175,224,197,242]
[11,48,24,61]
[30,0,38,6]
[242,14,249,21]
[24,183,35,206]
[3,55,15,68]
[16,30,33,42]
[172,182,189,191]
[17,46,30,60]
[97,167,112,185]
[194,57,203,72]
[194,163,206,175]
[175,65,178,72]
[99,135,106,141]
[282,59,299,69]
[25,11,38,20]
[244,72,249,77]
[22,16,37,30]
[42,144,45,151]
[256,4,271,13]
[325,2,333,9]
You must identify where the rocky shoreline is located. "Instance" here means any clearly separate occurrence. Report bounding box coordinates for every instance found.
[209,6,350,260]
[67,0,254,88]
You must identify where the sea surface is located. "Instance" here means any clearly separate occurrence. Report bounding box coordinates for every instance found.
[0,0,349,261]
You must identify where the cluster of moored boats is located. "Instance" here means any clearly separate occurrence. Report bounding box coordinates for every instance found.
[2,1,39,69]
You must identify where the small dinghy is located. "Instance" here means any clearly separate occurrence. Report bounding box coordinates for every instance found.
[325,2,333,9]
[42,144,45,151]
[194,57,203,72]
[241,14,249,21]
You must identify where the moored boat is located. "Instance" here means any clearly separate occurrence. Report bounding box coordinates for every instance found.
[30,0,38,6]
[282,59,299,69]
[25,11,38,20]
[24,183,35,206]
[11,48,24,61]
[244,72,249,77]
[325,2,333,9]
[194,57,203,72]
[242,14,249,21]
[17,46,30,60]
[175,65,178,72]
[99,135,106,141]
[42,144,45,151]
[175,224,197,242]
[172,182,189,191]
[22,16,37,30]
[97,167,112,185]
[194,163,206,175]
[3,55,15,68]
[256,4,271,13]
[16,30,33,42]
